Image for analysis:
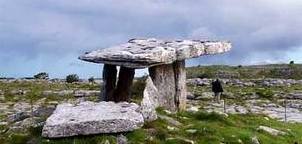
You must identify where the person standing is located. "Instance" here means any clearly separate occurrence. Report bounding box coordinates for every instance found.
[211,79,223,103]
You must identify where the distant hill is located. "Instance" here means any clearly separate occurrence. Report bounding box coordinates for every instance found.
[186,64,302,79]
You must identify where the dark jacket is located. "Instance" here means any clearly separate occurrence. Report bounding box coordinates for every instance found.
[212,80,223,93]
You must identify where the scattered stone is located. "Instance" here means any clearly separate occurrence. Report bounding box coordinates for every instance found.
[257,126,286,136]
[186,92,195,100]
[167,126,177,131]
[13,102,31,112]
[140,77,158,122]
[0,95,4,101]
[234,106,248,114]
[158,114,182,127]
[187,106,199,113]
[195,92,213,100]
[251,136,260,144]
[117,134,128,144]
[32,105,56,117]
[186,129,197,134]
[10,89,28,95]
[74,90,100,97]
[57,90,74,96]
[8,117,42,133]
[42,101,144,138]
[164,110,173,114]
[7,111,30,123]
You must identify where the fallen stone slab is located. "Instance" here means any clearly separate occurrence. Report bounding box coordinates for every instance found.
[42,101,144,138]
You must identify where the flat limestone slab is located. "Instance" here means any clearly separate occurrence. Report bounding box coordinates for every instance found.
[79,38,231,68]
[42,101,144,138]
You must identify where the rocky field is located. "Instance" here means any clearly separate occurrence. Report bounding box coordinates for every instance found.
[1,77,302,144]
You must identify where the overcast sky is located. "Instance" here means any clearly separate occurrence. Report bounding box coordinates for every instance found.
[1,0,302,78]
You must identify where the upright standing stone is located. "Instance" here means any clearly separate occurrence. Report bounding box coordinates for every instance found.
[113,67,135,102]
[149,64,176,111]
[140,76,159,122]
[101,64,117,101]
[173,60,186,111]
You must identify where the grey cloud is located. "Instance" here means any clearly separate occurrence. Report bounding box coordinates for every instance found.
[1,0,302,67]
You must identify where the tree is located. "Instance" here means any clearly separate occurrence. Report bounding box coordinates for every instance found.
[66,74,79,83]
[88,77,95,83]
[34,72,49,80]
[290,61,294,65]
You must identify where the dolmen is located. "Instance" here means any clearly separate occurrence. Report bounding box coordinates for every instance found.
[79,38,231,111]
[42,38,231,138]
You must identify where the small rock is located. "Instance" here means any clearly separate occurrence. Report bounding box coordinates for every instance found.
[186,129,197,134]
[186,92,195,100]
[167,126,177,131]
[234,106,248,114]
[74,90,100,97]
[251,136,260,144]
[187,106,199,113]
[0,95,4,101]
[164,110,172,114]
[32,105,55,117]
[8,117,42,133]
[258,126,286,136]
[158,114,182,126]
[7,112,30,123]
[195,92,213,100]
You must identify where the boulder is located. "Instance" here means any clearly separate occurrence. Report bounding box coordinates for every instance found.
[140,77,158,122]
[42,101,144,138]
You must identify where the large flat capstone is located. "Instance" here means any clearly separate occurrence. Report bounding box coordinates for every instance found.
[42,101,144,138]
[79,38,231,68]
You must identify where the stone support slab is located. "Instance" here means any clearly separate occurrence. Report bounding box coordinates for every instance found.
[149,64,177,111]
[113,66,135,102]
[173,60,187,111]
[101,64,117,101]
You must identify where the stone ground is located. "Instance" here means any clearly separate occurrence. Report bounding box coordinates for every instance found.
[1,79,302,143]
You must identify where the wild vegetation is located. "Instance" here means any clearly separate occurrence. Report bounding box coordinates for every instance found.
[1,64,302,144]
[187,64,302,79]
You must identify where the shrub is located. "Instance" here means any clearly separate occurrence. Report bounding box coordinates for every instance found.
[34,72,49,80]
[255,88,274,99]
[66,74,79,83]
[131,76,147,102]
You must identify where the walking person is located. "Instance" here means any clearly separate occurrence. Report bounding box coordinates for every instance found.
[211,79,223,103]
